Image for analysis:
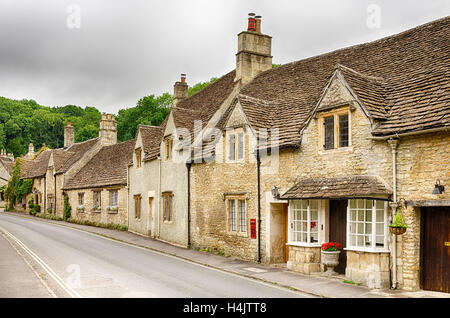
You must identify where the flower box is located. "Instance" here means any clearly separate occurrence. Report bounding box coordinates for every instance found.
[106,205,118,213]
[76,205,85,213]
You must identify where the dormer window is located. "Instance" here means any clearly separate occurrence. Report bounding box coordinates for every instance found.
[319,107,350,150]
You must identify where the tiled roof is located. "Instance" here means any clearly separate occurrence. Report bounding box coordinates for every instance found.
[53,138,100,174]
[280,175,392,200]
[171,70,238,142]
[20,150,52,179]
[62,139,135,190]
[238,16,450,142]
[138,125,164,161]
[0,157,14,175]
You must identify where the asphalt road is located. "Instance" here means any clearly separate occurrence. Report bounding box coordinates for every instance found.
[0,213,310,298]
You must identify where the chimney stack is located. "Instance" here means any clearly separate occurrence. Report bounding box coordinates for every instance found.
[173,73,188,107]
[64,120,75,148]
[235,13,272,85]
[99,113,117,146]
[25,142,35,159]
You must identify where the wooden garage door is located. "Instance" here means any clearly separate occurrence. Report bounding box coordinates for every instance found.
[421,206,450,293]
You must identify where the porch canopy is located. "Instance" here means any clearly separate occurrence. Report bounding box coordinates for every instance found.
[280,175,392,200]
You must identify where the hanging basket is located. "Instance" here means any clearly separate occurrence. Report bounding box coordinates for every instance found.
[389,226,407,235]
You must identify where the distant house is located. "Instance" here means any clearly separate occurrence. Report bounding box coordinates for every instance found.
[62,138,135,226]
[0,151,14,203]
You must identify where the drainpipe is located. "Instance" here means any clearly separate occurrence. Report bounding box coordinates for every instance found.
[387,138,399,289]
[256,149,262,263]
[186,162,191,248]
[158,157,162,238]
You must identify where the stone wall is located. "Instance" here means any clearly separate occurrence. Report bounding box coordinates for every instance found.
[287,246,321,274]
[346,251,390,289]
[66,186,128,226]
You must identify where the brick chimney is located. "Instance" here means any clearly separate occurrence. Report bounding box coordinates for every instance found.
[235,13,272,85]
[64,120,75,148]
[99,113,117,146]
[173,73,188,107]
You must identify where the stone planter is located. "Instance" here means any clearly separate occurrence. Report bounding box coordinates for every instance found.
[321,251,341,275]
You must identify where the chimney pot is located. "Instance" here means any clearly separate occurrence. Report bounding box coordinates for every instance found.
[247,13,256,31]
[181,73,186,83]
[67,120,71,126]
[255,15,262,33]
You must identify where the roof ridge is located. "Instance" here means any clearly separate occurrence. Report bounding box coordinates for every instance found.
[336,64,385,82]
[181,69,235,101]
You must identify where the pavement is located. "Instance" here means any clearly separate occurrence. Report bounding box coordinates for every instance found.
[1,210,449,298]
[0,230,53,297]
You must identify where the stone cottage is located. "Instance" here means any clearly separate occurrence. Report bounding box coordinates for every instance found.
[17,114,120,218]
[127,124,164,237]
[189,15,450,294]
[62,137,135,226]
[0,150,14,203]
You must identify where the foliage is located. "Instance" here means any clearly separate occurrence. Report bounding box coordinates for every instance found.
[321,241,341,251]
[188,77,217,96]
[390,211,408,229]
[28,197,35,209]
[272,63,281,68]
[5,159,33,205]
[36,213,63,221]
[66,217,128,231]
[116,93,171,142]
[63,195,72,221]
[0,76,222,151]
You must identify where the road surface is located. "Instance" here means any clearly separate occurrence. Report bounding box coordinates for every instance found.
[0,213,311,298]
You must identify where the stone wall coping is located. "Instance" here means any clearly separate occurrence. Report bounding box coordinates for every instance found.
[287,242,321,248]
[345,247,390,254]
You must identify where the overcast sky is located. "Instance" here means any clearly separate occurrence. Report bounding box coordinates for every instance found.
[0,0,449,114]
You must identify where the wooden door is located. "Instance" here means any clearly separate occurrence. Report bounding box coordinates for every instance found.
[421,207,450,293]
[283,204,289,262]
[329,200,347,274]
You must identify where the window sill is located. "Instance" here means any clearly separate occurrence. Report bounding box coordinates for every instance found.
[91,210,101,214]
[228,231,248,237]
[163,220,174,224]
[344,247,390,254]
[107,210,118,214]
[286,242,321,248]
[318,146,353,155]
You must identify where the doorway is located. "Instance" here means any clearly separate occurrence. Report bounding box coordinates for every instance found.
[329,200,347,274]
[421,206,449,293]
[269,203,289,263]
[148,197,153,237]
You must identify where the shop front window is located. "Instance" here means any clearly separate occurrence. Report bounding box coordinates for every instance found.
[289,200,319,244]
[348,199,387,251]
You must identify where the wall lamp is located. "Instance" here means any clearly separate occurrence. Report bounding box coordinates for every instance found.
[432,179,445,195]
[271,186,280,199]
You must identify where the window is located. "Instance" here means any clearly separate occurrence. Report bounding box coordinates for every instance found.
[239,200,246,232]
[348,199,387,250]
[135,148,142,168]
[93,191,101,211]
[339,114,349,147]
[324,116,334,150]
[164,136,173,160]
[229,200,236,231]
[289,200,319,244]
[227,197,247,233]
[109,190,118,207]
[228,132,244,161]
[134,195,141,219]
[78,193,84,206]
[162,192,173,222]
[321,109,350,150]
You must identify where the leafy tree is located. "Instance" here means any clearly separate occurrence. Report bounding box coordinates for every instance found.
[188,77,218,96]
[64,195,72,221]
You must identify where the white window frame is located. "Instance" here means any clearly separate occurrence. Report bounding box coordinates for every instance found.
[226,130,245,163]
[346,199,389,253]
[288,199,321,247]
